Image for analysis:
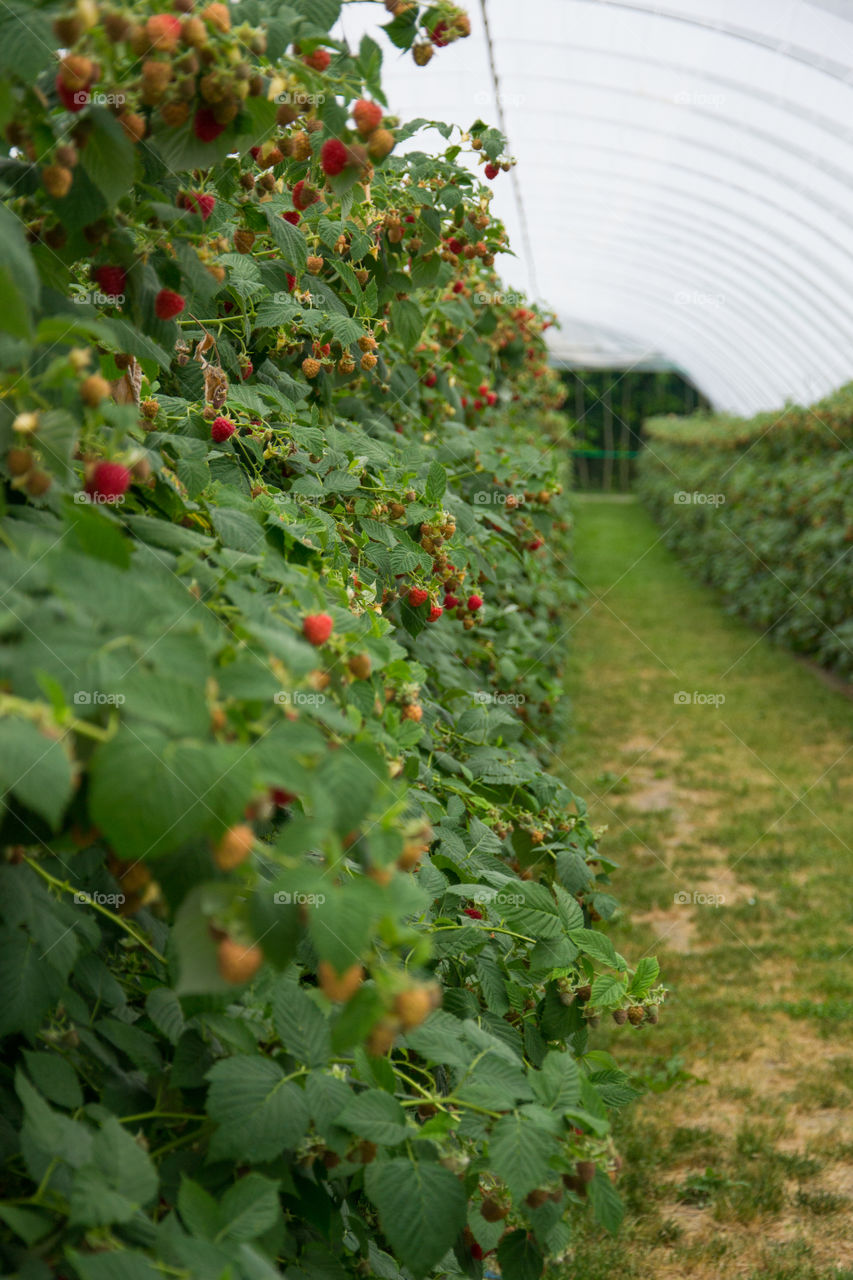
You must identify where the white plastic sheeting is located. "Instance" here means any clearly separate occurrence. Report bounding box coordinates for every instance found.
[337,0,853,412]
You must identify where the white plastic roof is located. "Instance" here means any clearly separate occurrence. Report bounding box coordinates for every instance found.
[337,0,853,413]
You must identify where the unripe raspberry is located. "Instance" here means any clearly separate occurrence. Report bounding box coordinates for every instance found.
[79,374,111,406]
[42,165,73,198]
[214,823,254,870]
[360,352,377,371]
[217,936,263,984]
[302,357,321,379]
[306,254,324,275]
[353,99,383,137]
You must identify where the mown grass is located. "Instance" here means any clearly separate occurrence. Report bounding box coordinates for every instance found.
[559,496,853,1279]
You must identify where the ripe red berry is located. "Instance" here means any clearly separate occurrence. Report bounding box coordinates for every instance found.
[240,361,253,381]
[85,461,130,503]
[444,593,459,609]
[286,273,296,291]
[181,191,216,220]
[303,612,333,646]
[56,74,90,113]
[448,237,463,254]
[486,391,497,406]
[407,587,429,607]
[473,398,483,411]
[527,537,544,551]
[430,20,450,46]
[93,266,126,299]
[353,99,383,137]
[467,594,483,611]
[452,280,464,294]
[478,383,489,396]
[282,210,300,225]
[463,906,484,919]
[154,288,185,320]
[484,163,500,179]
[320,138,348,176]
[292,180,319,210]
[210,417,235,443]
[270,787,295,807]
[193,107,226,142]
[423,372,437,388]
[428,604,443,622]
[303,48,331,71]
[470,1244,484,1261]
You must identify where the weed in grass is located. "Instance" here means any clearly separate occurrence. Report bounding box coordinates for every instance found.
[795,1188,847,1216]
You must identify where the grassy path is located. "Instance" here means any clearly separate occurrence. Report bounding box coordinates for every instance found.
[562,497,853,1280]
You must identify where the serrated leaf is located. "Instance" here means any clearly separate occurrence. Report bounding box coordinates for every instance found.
[336,1089,408,1146]
[628,956,660,997]
[145,988,185,1045]
[272,980,331,1066]
[489,1114,556,1200]
[217,1173,281,1242]
[206,1056,310,1161]
[569,928,626,971]
[588,1168,625,1233]
[424,461,446,505]
[364,1158,467,1277]
[497,1229,544,1280]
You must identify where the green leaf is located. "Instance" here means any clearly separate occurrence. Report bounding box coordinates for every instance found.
[265,206,308,268]
[588,1169,625,1233]
[206,1056,310,1161]
[0,933,63,1037]
[497,1229,544,1280]
[364,1158,467,1277]
[272,979,331,1066]
[0,1203,53,1245]
[489,1114,556,1200]
[145,987,185,1045]
[569,927,626,972]
[531,1051,580,1112]
[590,974,628,1008]
[66,1251,160,1280]
[22,1051,83,1110]
[336,1089,409,1146]
[178,1177,221,1240]
[80,108,136,207]
[424,461,446,505]
[390,299,424,349]
[628,956,660,997]
[0,717,73,829]
[217,1173,282,1242]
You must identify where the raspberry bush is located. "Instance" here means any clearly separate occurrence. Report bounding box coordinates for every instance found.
[0,3,662,1277]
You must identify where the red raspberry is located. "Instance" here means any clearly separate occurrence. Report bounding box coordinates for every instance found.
[527,537,544,551]
[478,383,489,396]
[154,288,185,320]
[292,180,319,211]
[470,1244,484,1261]
[452,281,464,294]
[56,75,90,112]
[93,266,126,299]
[407,587,429,608]
[430,20,450,46]
[404,214,416,223]
[423,372,437,388]
[353,99,383,137]
[428,604,443,622]
[240,361,253,381]
[463,906,484,919]
[467,594,483,611]
[85,461,130,503]
[461,397,468,407]
[210,417,235,443]
[484,163,499,179]
[486,392,497,406]
[447,237,463,254]
[303,49,331,71]
[282,210,300,225]
[303,613,333,646]
[181,191,216,220]
[473,398,483,411]
[444,593,459,609]
[320,138,348,176]
[270,788,295,807]
[286,273,296,291]
[193,107,226,142]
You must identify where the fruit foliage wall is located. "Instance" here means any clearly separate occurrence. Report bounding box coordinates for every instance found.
[0,3,662,1278]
